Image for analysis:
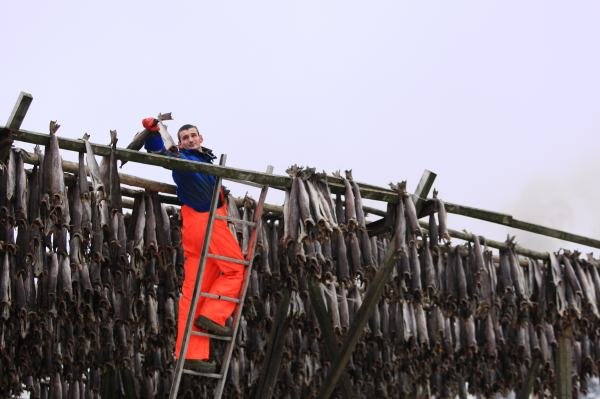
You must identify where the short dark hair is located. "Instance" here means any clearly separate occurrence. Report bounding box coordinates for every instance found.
[177,124,198,141]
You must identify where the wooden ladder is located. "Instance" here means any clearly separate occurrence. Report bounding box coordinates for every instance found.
[169,154,273,398]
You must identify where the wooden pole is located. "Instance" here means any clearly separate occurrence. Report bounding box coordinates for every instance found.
[444,202,600,250]
[412,169,437,212]
[556,327,573,399]
[516,357,540,399]
[6,126,600,250]
[1,92,33,162]
[317,171,435,399]
[306,277,355,399]
[252,288,292,399]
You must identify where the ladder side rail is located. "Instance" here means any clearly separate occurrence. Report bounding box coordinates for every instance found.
[169,154,227,399]
[213,165,274,398]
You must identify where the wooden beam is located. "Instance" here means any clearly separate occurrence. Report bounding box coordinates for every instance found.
[5,126,291,190]
[516,357,540,399]
[4,126,404,202]
[252,288,292,399]
[317,171,435,399]
[412,169,437,213]
[556,327,573,399]
[445,202,600,250]
[307,277,355,399]
[7,126,600,250]
[1,92,33,162]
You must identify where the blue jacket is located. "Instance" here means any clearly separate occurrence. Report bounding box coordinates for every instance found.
[145,133,219,212]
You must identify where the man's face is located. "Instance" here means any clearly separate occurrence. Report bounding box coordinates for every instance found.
[178,127,203,150]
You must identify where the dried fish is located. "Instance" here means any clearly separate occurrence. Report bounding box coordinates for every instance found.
[13,149,27,224]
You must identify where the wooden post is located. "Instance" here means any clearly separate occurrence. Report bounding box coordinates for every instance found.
[516,357,540,399]
[307,277,355,399]
[252,288,292,399]
[1,92,33,162]
[556,327,573,399]
[316,171,435,399]
[411,169,436,212]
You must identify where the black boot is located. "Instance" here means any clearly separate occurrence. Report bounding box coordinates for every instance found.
[194,316,232,336]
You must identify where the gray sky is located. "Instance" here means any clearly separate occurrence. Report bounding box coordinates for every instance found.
[2,1,599,255]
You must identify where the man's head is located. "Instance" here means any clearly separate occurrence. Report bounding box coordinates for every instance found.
[178,124,203,150]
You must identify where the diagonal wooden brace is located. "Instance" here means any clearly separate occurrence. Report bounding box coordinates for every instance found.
[317,170,436,399]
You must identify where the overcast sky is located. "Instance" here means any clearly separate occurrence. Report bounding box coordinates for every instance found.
[2,1,599,256]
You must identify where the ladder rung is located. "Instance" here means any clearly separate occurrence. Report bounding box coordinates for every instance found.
[191,330,233,341]
[207,253,250,266]
[215,214,257,227]
[199,292,240,303]
[182,369,223,378]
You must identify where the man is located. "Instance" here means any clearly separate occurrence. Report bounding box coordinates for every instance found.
[142,117,245,373]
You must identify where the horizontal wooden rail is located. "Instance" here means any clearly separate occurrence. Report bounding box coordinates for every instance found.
[4,126,599,250]
[444,203,600,250]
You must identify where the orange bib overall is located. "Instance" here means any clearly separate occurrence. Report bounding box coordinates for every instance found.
[175,203,244,361]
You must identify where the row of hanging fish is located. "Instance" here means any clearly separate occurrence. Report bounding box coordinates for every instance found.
[1,129,600,397]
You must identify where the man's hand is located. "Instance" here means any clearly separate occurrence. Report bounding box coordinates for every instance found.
[142,117,165,152]
[142,117,160,132]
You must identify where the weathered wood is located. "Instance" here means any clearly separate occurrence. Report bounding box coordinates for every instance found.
[252,288,292,399]
[7,126,600,250]
[412,169,437,212]
[317,171,435,399]
[556,328,573,399]
[445,202,600,250]
[5,126,292,189]
[307,277,355,399]
[1,92,33,162]
[516,357,540,399]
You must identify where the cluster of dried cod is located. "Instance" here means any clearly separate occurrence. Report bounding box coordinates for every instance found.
[0,129,599,398]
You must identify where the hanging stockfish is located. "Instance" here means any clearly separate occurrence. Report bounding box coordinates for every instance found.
[497,247,517,323]
[428,207,439,248]
[389,182,407,256]
[144,194,158,258]
[27,146,42,227]
[314,171,338,227]
[323,279,342,336]
[76,151,92,239]
[82,133,110,232]
[569,252,599,318]
[106,130,123,213]
[3,148,16,214]
[472,235,492,316]
[300,168,329,231]
[42,121,65,217]
[346,170,374,273]
[345,228,362,278]
[13,149,27,225]
[0,252,10,320]
[548,252,567,319]
[283,165,302,247]
[297,175,315,231]
[268,219,281,278]
[331,228,350,282]
[46,252,59,317]
[332,171,355,230]
[432,189,450,244]
[421,235,438,302]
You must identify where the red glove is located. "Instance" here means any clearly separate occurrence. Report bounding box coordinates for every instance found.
[142,117,160,132]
